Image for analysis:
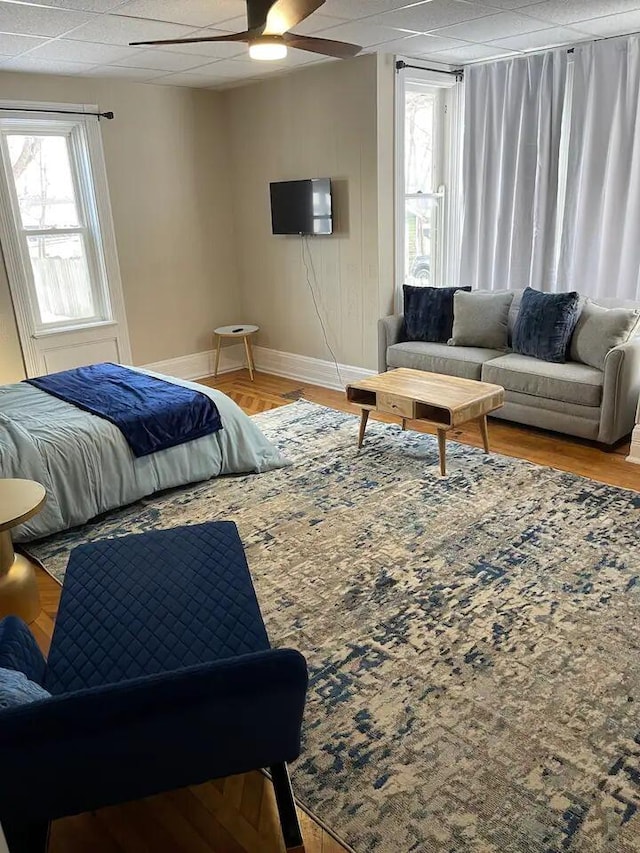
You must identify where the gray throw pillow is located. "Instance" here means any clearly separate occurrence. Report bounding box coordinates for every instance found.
[448,291,514,350]
[570,300,640,370]
[0,667,51,709]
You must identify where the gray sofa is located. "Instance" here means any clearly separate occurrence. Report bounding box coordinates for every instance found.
[378,289,640,445]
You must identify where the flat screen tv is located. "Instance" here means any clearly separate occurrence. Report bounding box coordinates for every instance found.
[270,178,332,236]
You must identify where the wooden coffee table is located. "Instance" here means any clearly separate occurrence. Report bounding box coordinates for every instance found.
[346,368,504,475]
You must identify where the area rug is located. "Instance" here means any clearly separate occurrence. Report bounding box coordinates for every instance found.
[27,401,640,853]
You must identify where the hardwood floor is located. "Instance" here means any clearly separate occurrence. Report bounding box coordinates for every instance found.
[33,368,638,853]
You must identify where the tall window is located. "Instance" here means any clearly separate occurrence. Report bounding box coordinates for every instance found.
[397,68,463,300]
[0,117,111,332]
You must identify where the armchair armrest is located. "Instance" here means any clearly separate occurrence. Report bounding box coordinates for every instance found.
[378,315,404,373]
[0,647,307,821]
[599,337,640,444]
[0,616,46,685]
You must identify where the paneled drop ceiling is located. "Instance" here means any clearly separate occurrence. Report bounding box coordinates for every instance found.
[0,0,639,88]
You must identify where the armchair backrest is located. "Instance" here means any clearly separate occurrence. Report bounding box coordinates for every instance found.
[0,617,46,686]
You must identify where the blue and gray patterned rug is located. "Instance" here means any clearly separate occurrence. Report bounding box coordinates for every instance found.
[28,401,640,853]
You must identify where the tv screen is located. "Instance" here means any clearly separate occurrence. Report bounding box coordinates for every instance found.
[270,178,332,236]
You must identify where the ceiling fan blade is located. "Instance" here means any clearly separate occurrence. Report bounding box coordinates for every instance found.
[283,32,361,58]
[129,30,254,47]
[264,0,325,35]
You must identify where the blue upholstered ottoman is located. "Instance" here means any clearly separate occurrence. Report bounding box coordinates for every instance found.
[0,522,308,853]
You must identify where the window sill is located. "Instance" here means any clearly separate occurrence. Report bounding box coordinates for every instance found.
[32,320,117,339]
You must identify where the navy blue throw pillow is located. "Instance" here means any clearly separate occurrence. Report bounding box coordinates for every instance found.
[402,285,472,343]
[512,288,581,363]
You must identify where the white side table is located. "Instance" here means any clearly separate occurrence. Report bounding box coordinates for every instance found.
[0,479,46,623]
[213,324,259,381]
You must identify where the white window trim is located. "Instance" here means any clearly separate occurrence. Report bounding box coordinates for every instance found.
[0,100,131,375]
[395,63,464,311]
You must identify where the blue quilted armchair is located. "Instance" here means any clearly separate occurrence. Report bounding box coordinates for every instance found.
[0,522,308,853]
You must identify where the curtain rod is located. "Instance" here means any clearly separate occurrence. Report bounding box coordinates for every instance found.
[0,106,114,119]
[395,60,463,80]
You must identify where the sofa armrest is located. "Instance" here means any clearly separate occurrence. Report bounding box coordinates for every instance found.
[0,617,46,685]
[378,315,404,373]
[0,647,307,821]
[599,338,640,444]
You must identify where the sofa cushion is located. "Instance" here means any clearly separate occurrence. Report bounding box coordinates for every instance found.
[513,288,581,363]
[481,354,603,407]
[570,300,640,370]
[402,285,471,343]
[449,290,514,350]
[387,342,504,381]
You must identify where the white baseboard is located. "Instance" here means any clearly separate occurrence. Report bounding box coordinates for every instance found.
[627,424,640,464]
[142,345,375,390]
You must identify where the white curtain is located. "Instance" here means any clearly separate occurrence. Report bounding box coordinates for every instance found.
[558,35,640,300]
[460,51,568,291]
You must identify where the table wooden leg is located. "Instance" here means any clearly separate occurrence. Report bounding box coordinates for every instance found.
[401,418,407,431]
[479,415,490,453]
[437,428,447,476]
[244,335,255,381]
[358,409,370,449]
[213,335,222,378]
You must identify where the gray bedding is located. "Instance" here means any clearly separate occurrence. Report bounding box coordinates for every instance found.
[0,368,287,542]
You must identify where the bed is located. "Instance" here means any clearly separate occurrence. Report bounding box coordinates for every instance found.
[0,366,287,542]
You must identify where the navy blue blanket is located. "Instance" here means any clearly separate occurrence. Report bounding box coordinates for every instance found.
[26,363,222,458]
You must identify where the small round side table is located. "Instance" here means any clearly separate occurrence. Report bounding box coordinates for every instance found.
[213,324,259,381]
[0,479,46,624]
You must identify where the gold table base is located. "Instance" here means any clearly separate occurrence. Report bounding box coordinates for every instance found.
[0,529,41,624]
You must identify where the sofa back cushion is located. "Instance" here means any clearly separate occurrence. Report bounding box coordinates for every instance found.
[402,285,471,343]
[449,290,514,350]
[512,288,581,363]
[570,300,640,370]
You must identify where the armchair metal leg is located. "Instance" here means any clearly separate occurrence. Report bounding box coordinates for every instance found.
[270,763,304,851]
[1,818,50,853]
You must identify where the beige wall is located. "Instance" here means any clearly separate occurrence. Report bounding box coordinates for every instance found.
[224,54,394,371]
[0,72,241,380]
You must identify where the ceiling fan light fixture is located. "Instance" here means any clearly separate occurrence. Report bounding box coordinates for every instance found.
[249,37,288,60]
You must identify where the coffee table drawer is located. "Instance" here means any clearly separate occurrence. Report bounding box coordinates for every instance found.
[377,392,414,419]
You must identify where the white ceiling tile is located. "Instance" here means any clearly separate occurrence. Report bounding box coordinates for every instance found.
[488,24,589,48]
[314,20,412,46]
[429,41,521,60]
[85,63,165,77]
[209,15,246,31]
[158,28,247,58]
[25,37,136,63]
[115,0,238,29]
[293,13,350,34]
[322,0,438,19]
[65,14,194,45]
[375,32,472,54]
[521,0,640,27]
[464,0,545,8]
[0,2,95,37]
[570,8,640,34]
[192,0,248,26]
[368,0,500,32]
[0,54,95,73]
[199,58,279,77]
[431,10,551,40]
[28,0,129,12]
[0,32,46,54]
[112,47,209,69]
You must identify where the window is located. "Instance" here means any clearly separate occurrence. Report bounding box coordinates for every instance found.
[0,115,112,333]
[396,67,463,301]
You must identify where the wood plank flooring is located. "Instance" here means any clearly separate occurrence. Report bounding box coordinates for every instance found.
[32,368,638,853]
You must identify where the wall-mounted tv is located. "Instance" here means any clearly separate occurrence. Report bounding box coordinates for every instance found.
[270,178,333,236]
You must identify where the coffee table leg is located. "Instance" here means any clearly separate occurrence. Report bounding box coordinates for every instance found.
[479,415,490,453]
[243,336,255,381]
[437,428,447,476]
[358,409,370,448]
[213,335,222,378]
[401,418,407,431]
[0,531,41,623]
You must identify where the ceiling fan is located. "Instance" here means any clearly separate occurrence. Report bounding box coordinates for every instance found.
[129,0,362,61]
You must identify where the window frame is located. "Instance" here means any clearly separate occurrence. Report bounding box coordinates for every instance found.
[395,65,464,309]
[0,102,126,353]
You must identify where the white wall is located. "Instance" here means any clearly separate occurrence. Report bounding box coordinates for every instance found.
[225,54,395,371]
